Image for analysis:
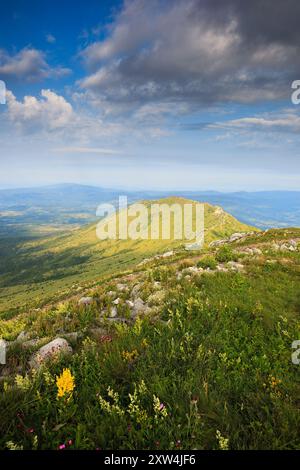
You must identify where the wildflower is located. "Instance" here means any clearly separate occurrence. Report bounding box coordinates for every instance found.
[153,395,168,419]
[122,349,139,362]
[56,368,75,399]
[216,430,229,450]
[15,374,31,391]
[269,375,282,389]
[58,444,66,450]
[141,338,149,348]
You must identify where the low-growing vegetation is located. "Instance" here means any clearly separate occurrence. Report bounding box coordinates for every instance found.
[0,228,299,450]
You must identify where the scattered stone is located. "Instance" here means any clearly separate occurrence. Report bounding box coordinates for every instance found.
[78,296,94,306]
[29,338,72,369]
[113,298,121,305]
[126,300,134,308]
[209,239,227,247]
[227,261,244,272]
[107,291,117,298]
[16,331,30,342]
[109,306,118,318]
[116,283,127,292]
[131,283,142,298]
[62,332,80,342]
[161,250,174,258]
[184,241,203,251]
[229,233,246,243]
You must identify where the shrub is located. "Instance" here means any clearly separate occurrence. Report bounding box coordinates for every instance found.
[215,245,238,263]
[197,256,217,270]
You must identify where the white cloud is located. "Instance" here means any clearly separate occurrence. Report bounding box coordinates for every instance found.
[0,48,70,81]
[53,146,120,155]
[211,111,300,134]
[6,89,73,131]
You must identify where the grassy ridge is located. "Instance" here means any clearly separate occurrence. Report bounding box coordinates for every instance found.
[0,198,255,314]
[0,228,299,449]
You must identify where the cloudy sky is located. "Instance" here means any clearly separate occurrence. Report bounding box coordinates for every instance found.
[0,0,300,190]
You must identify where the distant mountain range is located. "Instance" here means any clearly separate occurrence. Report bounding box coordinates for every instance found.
[0,184,299,231]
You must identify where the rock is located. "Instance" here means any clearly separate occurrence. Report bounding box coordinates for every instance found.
[289,245,296,252]
[116,283,127,292]
[184,241,203,251]
[182,266,202,275]
[272,243,280,251]
[161,250,174,258]
[29,338,72,369]
[227,261,244,272]
[229,233,245,243]
[279,244,289,252]
[126,300,134,308]
[107,291,117,298]
[109,306,118,318]
[78,296,94,306]
[290,239,297,247]
[252,247,262,255]
[216,265,228,272]
[113,298,121,305]
[153,281,161,289]
[22,338,49,350]
[132,298,152,317]
[138,258,151,266]
[16,330,30,342]
[209,239,227,247]
[131,283,142,298]
[62,332,80,342]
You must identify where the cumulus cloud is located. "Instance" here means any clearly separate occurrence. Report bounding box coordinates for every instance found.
[79,0,300,109]
[6,89,74,131]
[0,48,70,81]
[4,89,129,141]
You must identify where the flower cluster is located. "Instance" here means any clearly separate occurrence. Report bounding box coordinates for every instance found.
[122,349,139,362]
[56,368,75,399]
[216,430,229,450]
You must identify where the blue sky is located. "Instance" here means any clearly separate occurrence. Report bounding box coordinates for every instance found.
[0,0,300,191]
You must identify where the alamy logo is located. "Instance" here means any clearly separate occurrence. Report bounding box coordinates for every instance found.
[0,80,6,105]
[291,340,300,365]
[96,196,204,244]
[0,339,6,365]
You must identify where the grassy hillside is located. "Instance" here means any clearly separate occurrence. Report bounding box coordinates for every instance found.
[0,227,299,449]
[0,198,255,314]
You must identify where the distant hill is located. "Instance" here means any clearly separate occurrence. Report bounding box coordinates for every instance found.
[0,197,256,313]
[0,184,300,232]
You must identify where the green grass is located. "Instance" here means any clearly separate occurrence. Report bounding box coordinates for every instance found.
[0,198,256,314]
[0,228,299,449]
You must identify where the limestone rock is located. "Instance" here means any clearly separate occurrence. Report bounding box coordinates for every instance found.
[78,296,94,306]
[29,338,72,369]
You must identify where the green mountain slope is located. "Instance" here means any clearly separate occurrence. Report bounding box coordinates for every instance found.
[0,198,256,313]
[0,227,299,449]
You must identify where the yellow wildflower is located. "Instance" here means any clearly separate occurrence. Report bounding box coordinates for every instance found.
[122,349,139,362]
[56,368,75,399]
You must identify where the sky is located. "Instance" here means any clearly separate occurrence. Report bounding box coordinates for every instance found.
[0,0,300,191]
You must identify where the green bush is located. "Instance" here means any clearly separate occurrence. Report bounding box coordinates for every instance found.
[216,245,238,263]
[197,256,217,270]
